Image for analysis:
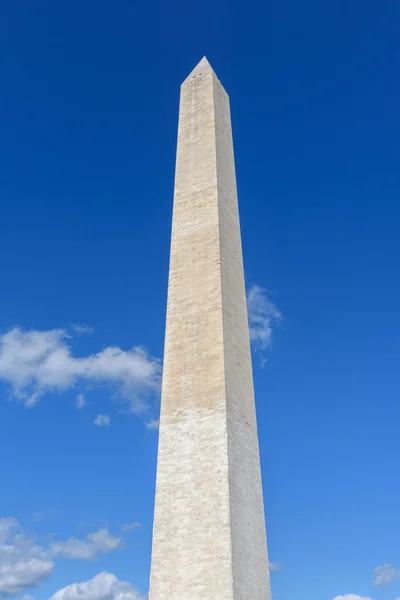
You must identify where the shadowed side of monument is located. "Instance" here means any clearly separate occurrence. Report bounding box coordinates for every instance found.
[149,57,272,600]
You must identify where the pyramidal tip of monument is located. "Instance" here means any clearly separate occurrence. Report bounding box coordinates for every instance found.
[183,56,215,83]
[197,56,212,69]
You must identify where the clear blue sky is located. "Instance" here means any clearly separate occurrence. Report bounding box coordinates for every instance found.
[0,1,399,599]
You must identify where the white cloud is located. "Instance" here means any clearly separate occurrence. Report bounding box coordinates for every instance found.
[247,285,282,353]
[0,328,161,411]
[94,414,110,427]
[49,572,144,600]
[49,528,120,561]
[333,596,373,600]
[373,564,400,587]
[145,419,159,430]
[0,518,122,598]
[269,562,281,572]
[21,595,35,600]
[75,394,86,409]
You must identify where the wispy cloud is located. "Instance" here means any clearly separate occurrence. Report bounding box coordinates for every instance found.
[32,510,57,523]
[373,564,400,587]
[75,393,86,410]
[121,522,140,533]
[49,528,120,560]
[0,327,161,411]
[49,572,144,600]
[145,418,159,430]
[71,324,94,335]
[94,414,110,427]
[247,285,282,361]
[269,562,282,572]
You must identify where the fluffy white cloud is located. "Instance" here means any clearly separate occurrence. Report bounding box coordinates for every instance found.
[333,596,373,600]
[373,564,400,587]
[49,572,144,600]
[49,529,120,561]
[0,518,123,598]
[247,285,282,352]
[0,328,161,410]
[94,414,110,427]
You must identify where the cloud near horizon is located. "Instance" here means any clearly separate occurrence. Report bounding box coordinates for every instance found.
[49,572,144,600]
[333,596,374,600]
[0,517,122,598]
[0,327,161,411]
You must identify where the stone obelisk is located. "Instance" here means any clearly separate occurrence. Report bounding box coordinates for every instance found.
[149,57,272,600]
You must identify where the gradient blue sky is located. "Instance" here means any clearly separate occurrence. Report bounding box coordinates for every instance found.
[1,1,399,599]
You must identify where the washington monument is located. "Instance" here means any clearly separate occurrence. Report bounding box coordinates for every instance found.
[149,57,272,600]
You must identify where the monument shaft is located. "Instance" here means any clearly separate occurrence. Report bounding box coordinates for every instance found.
[149,58,271,600]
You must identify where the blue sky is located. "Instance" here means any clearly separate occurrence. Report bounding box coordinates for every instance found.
[1,0,399,599]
